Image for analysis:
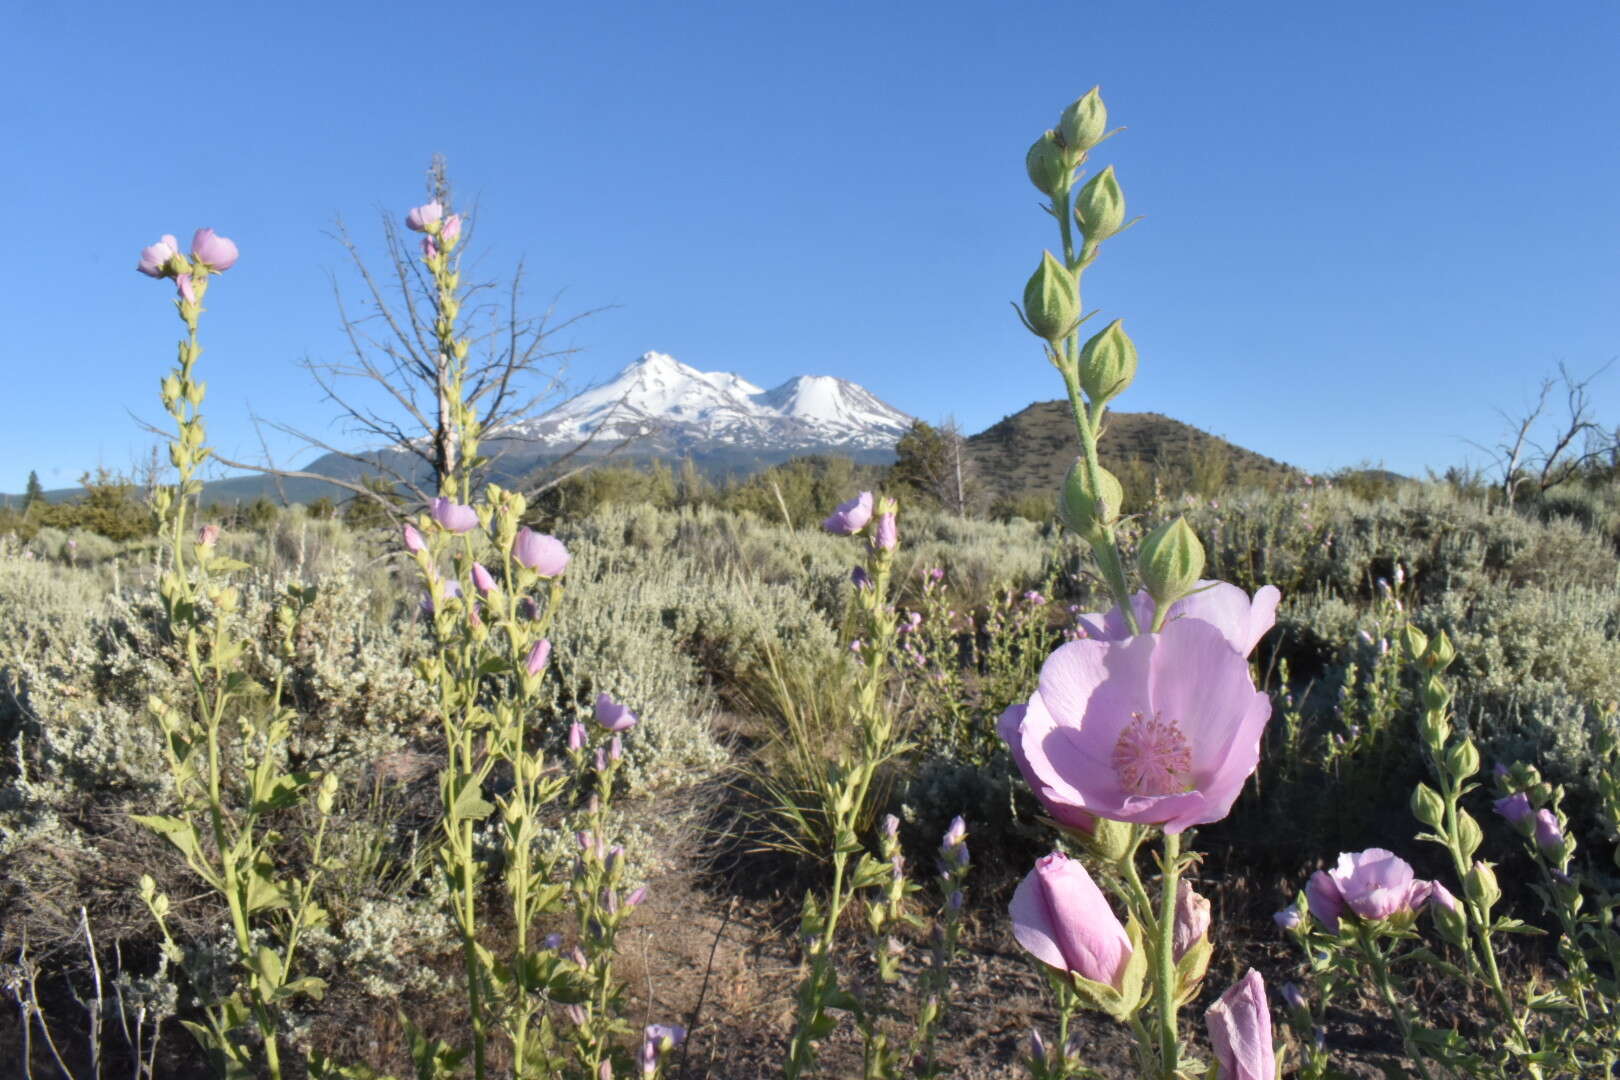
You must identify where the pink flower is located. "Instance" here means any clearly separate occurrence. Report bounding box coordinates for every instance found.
[1206,969,1275,1080]
[526,638,552,676]
[1074,581,1281,656]
[822,491,874,535]
[196,524,220,548]
[595,693,638,732]
[405,202,443,231]
[402,522,427,553]
[567,721,587,751]
[189,228,238,272]
[1427,881,1459,913]
[441,214,462,247]
[1173,881,1211,962]
[176,274,197,304]
[1009,618,1271,833]
[513,527,569,576]
[137,234,180,277]
[1009,852,1131,988]
[471,562,497,595]
[1494,792,1533,827]
[430,497,479,533]
[873,512,897,551]
[997,704,1095,834]
[1323,849,1427,923]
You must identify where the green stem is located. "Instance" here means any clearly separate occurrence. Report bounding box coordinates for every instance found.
[1356,924,1436,1080]
[1153,831,1182,1077]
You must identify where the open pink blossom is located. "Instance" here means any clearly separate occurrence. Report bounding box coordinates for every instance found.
[406,202,443,231]
[997,704,1095,834]
[513,527,569,576]
[1009,852,1131,988]
[1010,618,1271,834]
[1323,849,1429,924]
[1074,581,1281,657]
[822,491,873,535]
[430,497,479,533]
[189,228,238,271]
[137,234,180,277]
[1206,969,1275,1080]
[595,693,638,732]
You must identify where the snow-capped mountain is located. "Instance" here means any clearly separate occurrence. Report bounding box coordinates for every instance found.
[503,352,913,452]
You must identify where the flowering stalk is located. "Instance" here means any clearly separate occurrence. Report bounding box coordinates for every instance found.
[911,817,971,1078]
[134,231,335,1080]
[785,494,906,1078]
[408,201,482,501]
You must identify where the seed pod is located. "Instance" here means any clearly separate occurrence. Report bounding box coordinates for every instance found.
[1021,251,1079,342]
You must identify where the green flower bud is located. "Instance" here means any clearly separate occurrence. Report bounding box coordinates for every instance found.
[1444,737,1481,781]
[1465,860,1501,912]
[1457,811,1484,861]
[1026,130,1071,197]
[1079,319,1138,403]
[1085,816,1134,864]
[1422,675,1452,713]
[1021,252,1079,342]
[1422,631,1457,672]
[1411,783,1445,829]
[1060,459,1123,541]
[1137,518,1206,611]
[1058,88,1108,154]
[1074,166,1126,243]
[1400,625,1430,661]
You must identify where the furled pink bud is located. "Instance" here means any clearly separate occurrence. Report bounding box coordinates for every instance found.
[1273,907,1302,931]
[471,562,497,595]
[943,815,967,850]
[189,228,238,272]
[405,202,443,231]
[176,273,197,304]
[1009,851,1131,988]
[513,527,570,576]
[823,491,874,535]
[873,512,897,552]
[626,886,647,907]
[1534,809,1563,852]
[609,735,623,762]
[595,693,638,732]
[137,234,180,277]
[1206,969,1275,1080]
[197,524,220,548]
[1173,880,1212,962]
[567,720,587,751]
[1494,792,1533,827]
[1305,870,1344,932]
[1427,881,1459,913]
[402,522,427,553]
[1027,1029,1047,1063]
[440,214,462,247]
[430,497,479,533]
[526,638,552,676]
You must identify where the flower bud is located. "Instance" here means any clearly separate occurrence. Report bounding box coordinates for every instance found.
[402,522,427,553]
[1057,87,1107,154]
[1399,624,1430,662]
[1173,881,1211,962]
[1021,251,1079,342]
[1025,130,1070,196]
[1457,810,1484,860]
[1074,166,1125,243]
[1272,907,1302,932]
[1059,459,1123,541]
[1206,970,1274,1080]
[1009,852,1131,988]
[471,562,497,596]
[526,638,552,676]
[1411,783,1445,829]
[440,214,462,249]
[1444,737,1480,780]
[1465,861,1501,911]
[1078,318,1137,403]
[1137,518,1206,612]
[610,735,623,762]
[197,523,221,549]
[1422,631,1457,672]
[873,512,898,552]
[1493,792,1533,827]
[568,721,587,752]
[1534,809,1563,853]
[406,202,444,232]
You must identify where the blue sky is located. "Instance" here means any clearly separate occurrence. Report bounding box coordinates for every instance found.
[6,1,1618,493]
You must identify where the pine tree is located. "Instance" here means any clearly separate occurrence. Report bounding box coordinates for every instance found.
[23,470,44,510]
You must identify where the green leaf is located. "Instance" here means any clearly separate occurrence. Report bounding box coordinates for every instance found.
[450,781,494,823]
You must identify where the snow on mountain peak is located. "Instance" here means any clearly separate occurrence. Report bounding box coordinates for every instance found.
[504,352,912,451]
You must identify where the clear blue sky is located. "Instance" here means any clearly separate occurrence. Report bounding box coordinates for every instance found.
[6,1,1618,493]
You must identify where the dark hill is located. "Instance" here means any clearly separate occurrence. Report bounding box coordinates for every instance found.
[967,403,1300,502]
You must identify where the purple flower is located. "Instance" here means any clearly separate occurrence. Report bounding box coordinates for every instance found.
[1534,809,1563,852]
[1173,881,1211,962]
[137,234,180,277]
[405,202,443,231]
[567,721,586,752]
[1494,792,1533,827]
[626,885,647,907]
[430,497,479,533]
[1025,590,1048,605]
[929,567,945,582]
[943,815,967,850]
[640,1023,686,1077]
[513,527,570,576]
[402,522,427,553]
[189,228,238,272]
[873,512,898,552]
[823,491,874,535]
[526,638,551,676]
[1305,871,1345,931]
[997,703,1095,834]
[1074,581,1282,657]
[1007,618,1271,833]
[1009,852,1131,988]
[1273,907,1302,931]
[471,562,497,595]
[850,565,872,590]
[1322,849,1426,923]
[1206,969,1275,1080]
[595,693,638,732]
[1280,982,1307,1011]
